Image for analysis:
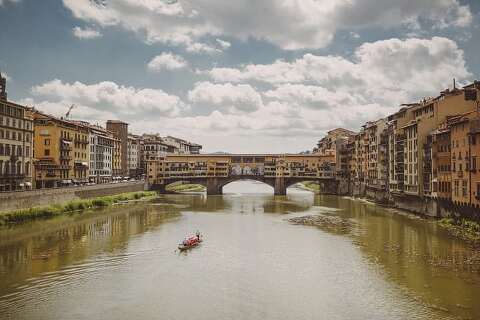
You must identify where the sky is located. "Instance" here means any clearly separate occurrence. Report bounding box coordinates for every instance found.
[1,0,480,153]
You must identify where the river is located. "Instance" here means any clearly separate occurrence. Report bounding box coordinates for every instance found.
[0,181,479,320]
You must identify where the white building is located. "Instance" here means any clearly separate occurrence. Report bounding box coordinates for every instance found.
[127,134,140,177]
[143,134,170,159]
[162,136,202,154]
[88,125,114,183]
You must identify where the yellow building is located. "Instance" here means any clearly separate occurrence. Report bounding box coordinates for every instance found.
[402,85,478,197]
[448,111,480,208]
[111,135,122,178]
[33,112,90,188]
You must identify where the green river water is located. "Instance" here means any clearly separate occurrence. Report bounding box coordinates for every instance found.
[0,181,479,320]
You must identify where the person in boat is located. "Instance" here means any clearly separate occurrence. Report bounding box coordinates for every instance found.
[195,230,201,241]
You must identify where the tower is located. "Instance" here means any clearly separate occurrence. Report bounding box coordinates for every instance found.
[106,120,129,176]
[0,72,7,101]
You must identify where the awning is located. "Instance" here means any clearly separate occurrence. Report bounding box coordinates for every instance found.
[62,140,72,145]
[19,183,24,187]
[25,182,32,187]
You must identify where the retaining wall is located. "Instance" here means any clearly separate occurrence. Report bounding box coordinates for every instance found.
[0,182,146,212]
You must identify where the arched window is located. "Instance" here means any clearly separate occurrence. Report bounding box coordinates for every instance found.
[25,162,30,175]
[11,161,16,175]
[17,162,22,175]
[4,161,10,175]
[17,145,22,157]
[0,160,3,175]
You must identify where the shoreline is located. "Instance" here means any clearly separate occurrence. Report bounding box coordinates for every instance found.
[166,183,206,193]
[299,182,480,245]
[0,191,157,225]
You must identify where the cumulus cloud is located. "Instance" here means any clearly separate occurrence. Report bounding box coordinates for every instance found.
[31,79,186,120]
[188,82,263,114]
[147,52,188,71]
[72,26,102,39]
[207,37,470,103]
[62,0,472,50]
[264,84,363,110]
[24,36,472,153]
[196,36,471,140]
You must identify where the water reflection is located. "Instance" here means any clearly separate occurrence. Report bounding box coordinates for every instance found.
[0,183,478,320]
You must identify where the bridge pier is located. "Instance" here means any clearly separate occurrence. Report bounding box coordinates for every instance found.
[148,184,166,193]
[207,178,223,195]
[274,177,286,196]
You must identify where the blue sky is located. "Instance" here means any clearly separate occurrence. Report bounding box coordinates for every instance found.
[1,0,479,153]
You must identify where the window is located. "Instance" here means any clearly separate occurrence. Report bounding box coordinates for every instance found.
[44,139,50,146]
[462,180,468,197]
[45,149,50,156]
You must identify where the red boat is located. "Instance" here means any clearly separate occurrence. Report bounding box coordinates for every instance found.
[178,232,202,251]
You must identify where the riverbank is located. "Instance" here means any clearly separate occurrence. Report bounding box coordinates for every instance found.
[297,181,321,192]
[439,218,480,244]
[0,181,146,212]
[299,182,480,245]
[0,191,157,225]
[166,183,205,193]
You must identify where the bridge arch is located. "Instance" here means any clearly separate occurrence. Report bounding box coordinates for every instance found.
[217,176,275,190]
[220,178,275,194]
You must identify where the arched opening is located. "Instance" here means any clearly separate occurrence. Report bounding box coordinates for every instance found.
[222,179,274,194]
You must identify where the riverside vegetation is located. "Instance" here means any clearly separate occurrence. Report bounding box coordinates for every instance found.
[439,218,480,244]
[0,191,157,225]
[166,183,205,193]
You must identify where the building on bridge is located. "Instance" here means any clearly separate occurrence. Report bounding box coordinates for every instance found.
[147,154,337,195]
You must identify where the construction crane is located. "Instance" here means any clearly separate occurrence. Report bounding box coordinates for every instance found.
[65,104,75,119]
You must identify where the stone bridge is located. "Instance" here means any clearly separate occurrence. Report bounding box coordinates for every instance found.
[146,154,338,195]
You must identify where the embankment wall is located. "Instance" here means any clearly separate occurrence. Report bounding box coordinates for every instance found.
[0,182,146,212]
